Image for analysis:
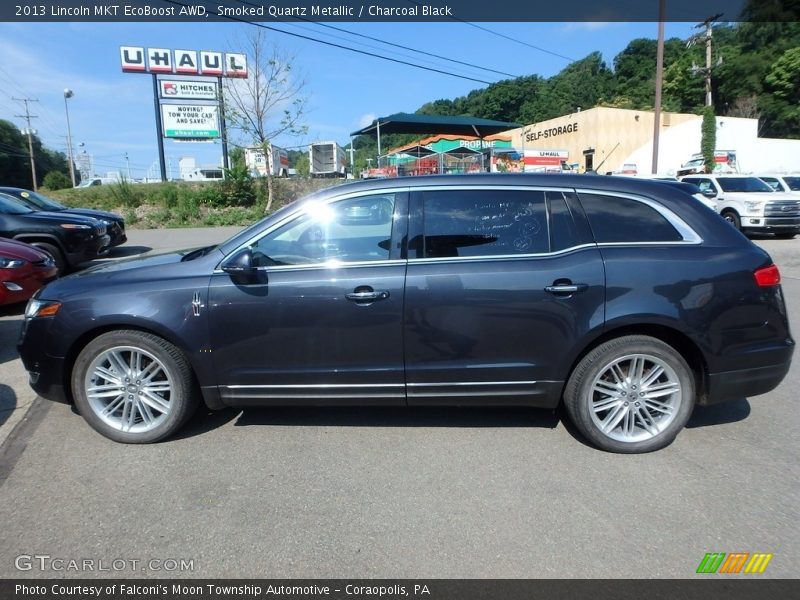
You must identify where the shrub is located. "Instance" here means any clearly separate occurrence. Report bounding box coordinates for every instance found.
[108,178,142,208]
[42,171,72,191]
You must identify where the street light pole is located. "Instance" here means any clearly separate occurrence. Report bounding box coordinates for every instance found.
[64,89,76,187]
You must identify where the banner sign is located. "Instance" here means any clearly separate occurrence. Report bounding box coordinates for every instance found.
[121,46,247,78]
[161,105,220,139]
[160,80,219,100]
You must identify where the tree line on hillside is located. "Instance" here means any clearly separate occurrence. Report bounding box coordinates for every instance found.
[0,120,72,189]
[349,21,800,172]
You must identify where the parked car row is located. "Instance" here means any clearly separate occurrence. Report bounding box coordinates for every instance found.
[0,187,126,306]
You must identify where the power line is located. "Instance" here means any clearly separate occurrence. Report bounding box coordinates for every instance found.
[403,0,575,62]
[160,0,494,85]
[233,0,519,79]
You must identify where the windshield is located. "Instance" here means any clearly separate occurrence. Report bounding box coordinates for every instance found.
[20,190,66,210]
[717,177,774,193]
[0,193,34,215]
[784,177,800,191]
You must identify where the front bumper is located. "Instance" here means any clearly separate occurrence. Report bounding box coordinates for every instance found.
[65,233,111,265]
[17,316,71,404]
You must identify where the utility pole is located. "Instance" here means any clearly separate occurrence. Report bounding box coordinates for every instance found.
[14,97,39,191]
[124,152,132,180]
[691,14,723,107]
[651,0,666,174]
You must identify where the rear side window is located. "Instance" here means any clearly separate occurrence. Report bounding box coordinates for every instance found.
[421,190,548,258]
[579,193,684,243]
[546,191,582,252]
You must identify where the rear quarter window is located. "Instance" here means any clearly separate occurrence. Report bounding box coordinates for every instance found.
[579,193,684,243]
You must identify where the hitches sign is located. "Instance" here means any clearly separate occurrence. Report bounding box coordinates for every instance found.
[161,105,220,139]
[160,80,219,100]
[120,46,248,78]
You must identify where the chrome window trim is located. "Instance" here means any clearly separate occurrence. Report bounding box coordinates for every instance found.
[407,244,597,265]
[575,188,703,244]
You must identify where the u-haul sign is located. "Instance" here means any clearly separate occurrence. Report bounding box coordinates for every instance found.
[120,46,248,78]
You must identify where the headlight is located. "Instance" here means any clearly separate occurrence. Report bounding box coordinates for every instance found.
[24,299,61,319]
[744,201,763,212]
[60,223,91,230]
[0,257,25,269]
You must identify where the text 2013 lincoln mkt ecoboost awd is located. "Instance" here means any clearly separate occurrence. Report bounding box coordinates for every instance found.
[17,174,794,453]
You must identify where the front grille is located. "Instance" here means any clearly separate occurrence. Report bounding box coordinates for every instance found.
[95,224,107,236]
[765,200,800,217]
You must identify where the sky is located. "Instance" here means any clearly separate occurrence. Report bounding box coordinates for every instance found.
[0,21,698,180]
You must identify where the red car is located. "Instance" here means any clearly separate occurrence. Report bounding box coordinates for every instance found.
[0,238,58,306]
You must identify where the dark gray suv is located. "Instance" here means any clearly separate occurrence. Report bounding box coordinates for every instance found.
[18,175,794,452]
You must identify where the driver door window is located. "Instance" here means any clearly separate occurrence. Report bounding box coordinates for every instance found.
[250,194,396,266]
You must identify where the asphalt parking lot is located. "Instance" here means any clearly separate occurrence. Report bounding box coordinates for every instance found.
[0,229,798,579]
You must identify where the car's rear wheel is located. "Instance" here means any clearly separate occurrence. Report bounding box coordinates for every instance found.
[71,330,197,443]
[30,242,66,274]
[721,210,741,230]
[563,335,695,453]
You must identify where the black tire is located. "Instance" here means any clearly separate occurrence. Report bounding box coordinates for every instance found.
[30,242,66,274]
[563,335,696,453]
[774,232,797,240]
[721,210,741,231]
[71,330,197,443]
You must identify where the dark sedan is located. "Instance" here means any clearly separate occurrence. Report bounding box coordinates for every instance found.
[18,175,793,452]
[0,186,126,248]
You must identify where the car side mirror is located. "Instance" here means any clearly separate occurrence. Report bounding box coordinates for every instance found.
[702,189,717,198]
[221,248,268,285]
[221,248,254,274]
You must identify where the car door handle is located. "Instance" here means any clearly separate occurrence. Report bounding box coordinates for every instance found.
[545,283,588,295]
[346,289,390,303]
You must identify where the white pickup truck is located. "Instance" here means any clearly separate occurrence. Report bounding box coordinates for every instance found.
[680,174,800,239]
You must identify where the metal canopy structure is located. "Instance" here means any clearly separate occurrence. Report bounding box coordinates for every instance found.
[351,112,522,156]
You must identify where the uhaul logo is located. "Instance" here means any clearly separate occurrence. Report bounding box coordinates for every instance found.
[696,552,773,574]
[119,47,247,78]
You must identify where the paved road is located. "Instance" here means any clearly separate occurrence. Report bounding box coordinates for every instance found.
[0,230,797,579]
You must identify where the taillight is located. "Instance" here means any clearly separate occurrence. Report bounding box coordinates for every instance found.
[754,264,781,287]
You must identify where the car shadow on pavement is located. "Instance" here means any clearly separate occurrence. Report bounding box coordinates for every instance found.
[0,384,17,428]
[685,398,751,428]
[232,406,561,429]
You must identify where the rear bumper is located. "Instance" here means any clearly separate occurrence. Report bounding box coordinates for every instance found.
[705,356,793,405]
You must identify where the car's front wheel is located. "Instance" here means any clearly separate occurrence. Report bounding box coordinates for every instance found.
[71,330,197,443]
[563,335,695,453]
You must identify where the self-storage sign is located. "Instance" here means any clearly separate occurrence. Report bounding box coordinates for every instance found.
[161,105,220,139]
[160,80,219,100]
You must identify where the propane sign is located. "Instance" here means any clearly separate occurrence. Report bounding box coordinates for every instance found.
[161,105,220,139]
[160,80,218,100]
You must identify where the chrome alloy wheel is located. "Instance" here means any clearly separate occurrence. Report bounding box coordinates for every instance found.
[84,345,174,433]
[589,353,682,443]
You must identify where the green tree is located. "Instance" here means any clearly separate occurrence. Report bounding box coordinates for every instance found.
[224,30,308,212]
[42,171,72,190]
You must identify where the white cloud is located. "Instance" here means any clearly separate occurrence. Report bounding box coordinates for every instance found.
[358,112,377,129]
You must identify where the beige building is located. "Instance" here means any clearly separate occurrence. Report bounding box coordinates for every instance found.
[506,106,699,173]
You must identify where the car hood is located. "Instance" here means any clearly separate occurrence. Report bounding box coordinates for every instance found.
[60,207,123,223]
[720,191,798,202]
[25,211,102,226]
[39,247,222,300]
[0,238,50,262]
